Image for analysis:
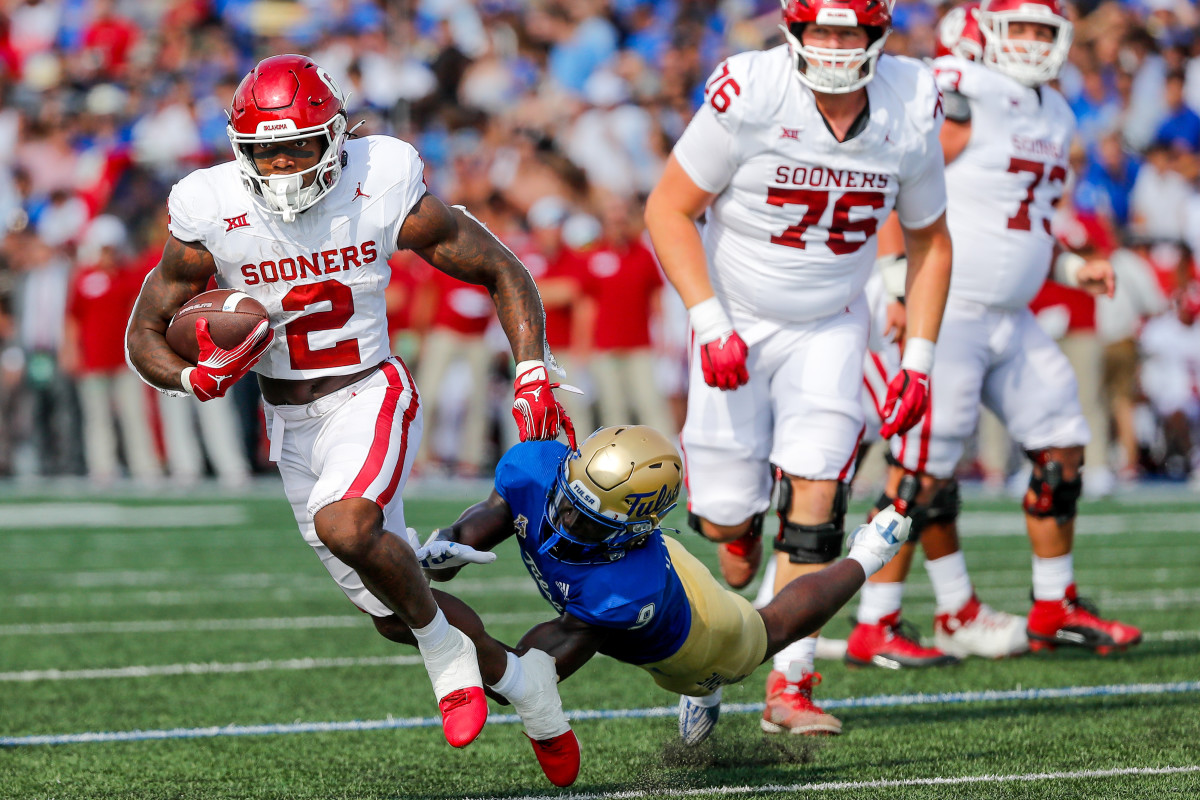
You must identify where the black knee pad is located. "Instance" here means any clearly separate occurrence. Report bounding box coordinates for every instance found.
[1023,453,1081,524]
[772,478,848,564]
[875,475,961,543]
[688,511,764,543]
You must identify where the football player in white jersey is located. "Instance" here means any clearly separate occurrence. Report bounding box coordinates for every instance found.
[645,0,953,735]
[848,0,1142,668]
[126,55,581,785]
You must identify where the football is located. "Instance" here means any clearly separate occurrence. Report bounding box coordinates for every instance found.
[165,289,270,365]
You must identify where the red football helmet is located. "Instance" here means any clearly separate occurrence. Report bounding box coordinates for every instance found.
[936,2,984,61]
[977,0,1072,86]
[780,0,893,94]
[227,54,349,222]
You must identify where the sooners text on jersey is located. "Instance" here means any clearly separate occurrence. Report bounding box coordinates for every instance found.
[167,135,426,380]
[934,55,1076,309]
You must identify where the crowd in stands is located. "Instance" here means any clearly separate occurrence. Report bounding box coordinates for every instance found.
[0,0,1198,491]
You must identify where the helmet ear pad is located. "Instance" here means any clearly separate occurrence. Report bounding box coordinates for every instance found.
[540,426,683,562]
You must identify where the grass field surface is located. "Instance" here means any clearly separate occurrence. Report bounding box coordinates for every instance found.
[3,485,1199,799]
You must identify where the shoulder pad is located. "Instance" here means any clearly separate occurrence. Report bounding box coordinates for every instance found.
[877,55,943,135]
[701,48,786,132]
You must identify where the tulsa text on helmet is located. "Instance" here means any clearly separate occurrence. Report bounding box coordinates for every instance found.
[239,240,378,285]
[774,165,891,190]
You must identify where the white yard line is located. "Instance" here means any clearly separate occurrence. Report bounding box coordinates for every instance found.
[5,681,1199,747]
[2,629,1196,681]
[466,765,1200,800]
[0,504,248,529]
[0,611,547,637]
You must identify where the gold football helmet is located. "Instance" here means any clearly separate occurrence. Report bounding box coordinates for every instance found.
[541,425,683,562]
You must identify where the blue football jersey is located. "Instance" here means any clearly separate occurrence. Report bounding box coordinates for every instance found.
[495,440,691,665]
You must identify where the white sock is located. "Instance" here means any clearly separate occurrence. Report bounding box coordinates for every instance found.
[689,687,722,708]
[754,557,778,609]
[924,551,974,614]
[412,608,452,652]
[856,580,904,624]
[773,636,817,676]
[488,650,526,703]
[1032,553,1074,601]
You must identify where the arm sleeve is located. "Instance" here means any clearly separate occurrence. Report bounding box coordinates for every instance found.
[895,70,949,230]
[942,90,971,122]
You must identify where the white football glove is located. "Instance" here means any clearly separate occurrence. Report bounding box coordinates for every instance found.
[845,505,912,577]
[408,527,497,571]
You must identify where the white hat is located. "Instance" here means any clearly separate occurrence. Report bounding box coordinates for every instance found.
[562,213,601,249]
[79,215,128,263]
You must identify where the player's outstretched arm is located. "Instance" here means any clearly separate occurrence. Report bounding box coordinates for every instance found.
[900,212,952,347]
[426,489,519,582]
[399,192,545,364]
[126,235,218,393]
[515,614,608,683]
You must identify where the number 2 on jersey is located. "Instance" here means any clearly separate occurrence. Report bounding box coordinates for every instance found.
[1006,157,1067,234]
[767,188,885,255]
[281,279,361,370]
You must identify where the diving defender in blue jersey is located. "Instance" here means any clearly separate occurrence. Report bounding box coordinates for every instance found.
[421,425,912,745]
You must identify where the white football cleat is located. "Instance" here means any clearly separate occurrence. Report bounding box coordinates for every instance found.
[934,594,1030,659]
[418,624,487,748]
[678,688,722,746]
[510,649,580,787]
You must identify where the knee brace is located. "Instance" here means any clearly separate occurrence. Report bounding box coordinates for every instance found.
[688,511,764,543]
[1022,451,1081,524]
[874,474,960,543]
[772,478,849,564]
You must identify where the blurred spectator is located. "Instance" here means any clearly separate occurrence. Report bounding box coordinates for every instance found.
[61,214,159,482]
[1153,70,1200,152]
[1129,141,1190,240]
[1099,237,1170,480]
[10,229,82,476]
[518,195,593,433]
[577,194,673,436]
[1075,131,1140,228]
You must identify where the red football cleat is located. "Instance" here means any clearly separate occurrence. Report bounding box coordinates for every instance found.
[527,730,581,787]
[846,611,960,669]
[760,669,842,735]
[718,529,763,589]
[1027,584,1143,655]
[438,686,488,748]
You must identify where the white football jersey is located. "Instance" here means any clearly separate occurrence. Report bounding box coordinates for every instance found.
[673,47,946,328]
[167,135,425,380]
[933,56,1076,309]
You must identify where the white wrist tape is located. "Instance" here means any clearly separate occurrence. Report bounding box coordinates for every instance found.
[1053,252,1087,288]
[900,337,935,374]
[515,360,545,378]
[180,367,196,396]
[847,548,886,578]
[688,297,734,343]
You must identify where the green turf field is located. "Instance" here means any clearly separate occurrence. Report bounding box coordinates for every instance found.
[3,486,1199,799]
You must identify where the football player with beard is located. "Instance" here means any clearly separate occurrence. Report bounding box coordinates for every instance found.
[643,0,953,734]
[125,54,580,785]
[847,0,1141,668]
[418,425,913,747]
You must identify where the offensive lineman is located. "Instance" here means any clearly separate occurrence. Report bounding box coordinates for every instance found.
[125,54,580,786]
[644,0,953,734]
[420,425,914,747]
[853,0,1141,665]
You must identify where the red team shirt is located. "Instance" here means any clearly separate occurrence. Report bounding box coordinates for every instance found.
[578,239,663,351]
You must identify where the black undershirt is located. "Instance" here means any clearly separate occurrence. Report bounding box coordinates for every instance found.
[817,96,871,143]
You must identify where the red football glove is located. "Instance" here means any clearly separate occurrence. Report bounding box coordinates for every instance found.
[512,361,577,449]
[879,368,930,439]
[182,316,274,401]
[699,331,749,391]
